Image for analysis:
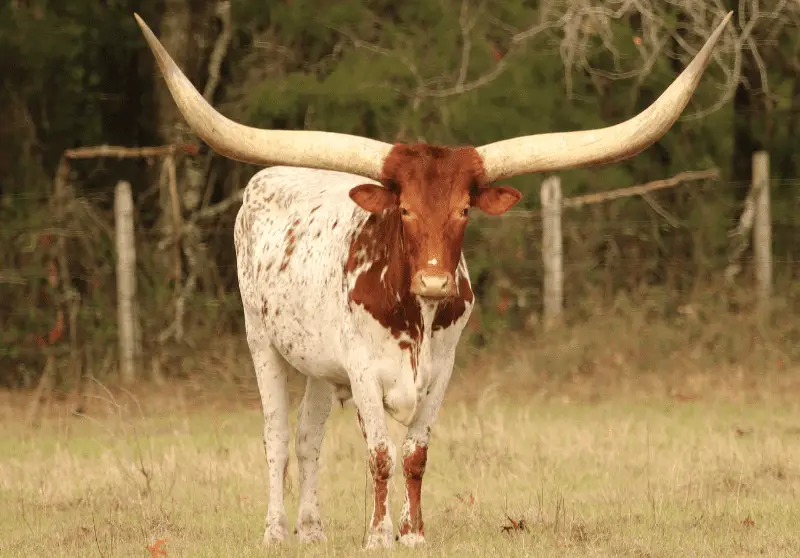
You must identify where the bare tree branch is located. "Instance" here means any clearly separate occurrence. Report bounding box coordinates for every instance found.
[191,189,245,222]
[63,144,195,160]
[330,0,794,122]
[423,10,569,99]
[455,0,474,92]
[484,168,720,219]
[641,192,684,228]
[563,169,720,209]
[202,1,233,103]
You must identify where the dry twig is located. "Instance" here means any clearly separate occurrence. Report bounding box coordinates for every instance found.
[501,515,527,533]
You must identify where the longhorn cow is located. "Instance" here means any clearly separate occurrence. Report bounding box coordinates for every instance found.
[135,13,731,549]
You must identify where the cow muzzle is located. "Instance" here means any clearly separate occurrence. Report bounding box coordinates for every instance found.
[411,271,455,299]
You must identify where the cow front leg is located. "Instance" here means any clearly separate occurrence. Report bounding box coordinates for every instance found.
[398,438,428,546]
[295,377,332,542]
[351,375,395,549]
[397,354,455,547]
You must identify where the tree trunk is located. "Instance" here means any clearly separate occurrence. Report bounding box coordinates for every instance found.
[730,6,764,199]
[151,1,227,343]
[154,0,214,216]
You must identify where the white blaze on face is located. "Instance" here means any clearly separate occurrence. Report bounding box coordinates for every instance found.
[427,258,438,266]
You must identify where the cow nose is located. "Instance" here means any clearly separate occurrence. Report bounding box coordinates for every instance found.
[412,271,454,298]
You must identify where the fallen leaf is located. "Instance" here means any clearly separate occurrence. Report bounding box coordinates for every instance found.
[456,493,475,506]
[147,537,168,558]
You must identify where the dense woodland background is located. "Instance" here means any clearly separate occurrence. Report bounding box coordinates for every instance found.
[1,0,798,390]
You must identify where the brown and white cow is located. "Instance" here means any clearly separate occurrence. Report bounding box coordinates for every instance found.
[135,13,731,548]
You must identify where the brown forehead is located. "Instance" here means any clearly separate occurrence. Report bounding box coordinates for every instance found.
[381,145,487,205]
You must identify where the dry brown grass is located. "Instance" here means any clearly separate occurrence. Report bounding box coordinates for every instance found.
[2,382,799,557]
[2,307,799,557]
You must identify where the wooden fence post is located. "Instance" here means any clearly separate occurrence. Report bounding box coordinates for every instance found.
[541,176,563,329]
[115,181,138,384]
[752,151,771,310]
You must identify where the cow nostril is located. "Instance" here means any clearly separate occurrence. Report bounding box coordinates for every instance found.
[418,273,451,294]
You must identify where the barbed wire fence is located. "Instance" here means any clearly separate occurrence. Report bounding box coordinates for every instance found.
[533,154,772,329]
[464,152,797,339]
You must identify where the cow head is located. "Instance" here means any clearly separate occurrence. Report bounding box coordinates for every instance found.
[348,145,520,299]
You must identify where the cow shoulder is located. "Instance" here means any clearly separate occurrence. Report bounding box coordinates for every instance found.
[346,212,423,344]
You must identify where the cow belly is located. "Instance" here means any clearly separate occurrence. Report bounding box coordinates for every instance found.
[264,318,350,383]
[280,346,348,384]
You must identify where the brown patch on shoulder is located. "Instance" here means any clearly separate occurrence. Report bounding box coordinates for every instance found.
[433,273,473,332]
[346,213,422,343]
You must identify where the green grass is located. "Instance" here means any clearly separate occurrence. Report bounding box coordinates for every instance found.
[2,386,800,557]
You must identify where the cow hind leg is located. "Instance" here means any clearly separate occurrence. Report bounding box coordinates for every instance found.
[295,377,332,543]
[247,333,292,545]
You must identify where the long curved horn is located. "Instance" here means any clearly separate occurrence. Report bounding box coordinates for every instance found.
[134,14,392,180]
[477,12,733,183]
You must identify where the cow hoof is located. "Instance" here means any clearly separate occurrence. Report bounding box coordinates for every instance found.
[296,508,326,543]
[263,518,289,545]
[262,530,288,546]
[364,530,394,549]
[398,532,426,547]
[297,526,327,543]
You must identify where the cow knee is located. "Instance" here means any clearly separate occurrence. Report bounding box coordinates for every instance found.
[402,442,427,479]
[369,442,396,482]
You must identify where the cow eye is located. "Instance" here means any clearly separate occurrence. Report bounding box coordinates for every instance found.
[400,207,410,217]
[462,207,469,217]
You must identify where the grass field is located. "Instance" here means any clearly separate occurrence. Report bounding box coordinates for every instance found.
[2,368,800,558]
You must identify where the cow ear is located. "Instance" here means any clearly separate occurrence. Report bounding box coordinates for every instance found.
[473,185,522,215]
[349,184,397,214]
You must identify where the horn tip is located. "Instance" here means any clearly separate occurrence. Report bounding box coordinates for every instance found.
[708,11,733,46]
[133,13,154,39]
[133,12,175,77]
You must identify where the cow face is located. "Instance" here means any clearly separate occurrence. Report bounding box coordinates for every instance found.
[349,145,521,299]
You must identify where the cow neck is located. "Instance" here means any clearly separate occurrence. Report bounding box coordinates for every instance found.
[347,209,423,344]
